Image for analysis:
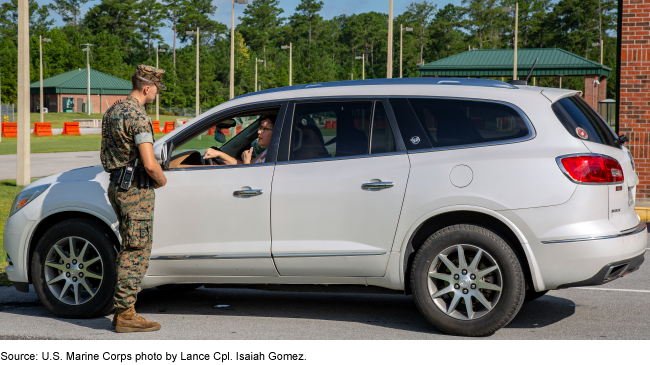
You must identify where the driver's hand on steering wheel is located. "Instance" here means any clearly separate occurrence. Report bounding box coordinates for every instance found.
[204,148,221,160]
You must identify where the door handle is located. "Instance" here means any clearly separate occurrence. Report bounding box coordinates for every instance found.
[233,189,263,197]
[361,182,394,189]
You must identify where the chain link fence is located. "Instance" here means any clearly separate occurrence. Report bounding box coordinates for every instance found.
[1,104,15,123]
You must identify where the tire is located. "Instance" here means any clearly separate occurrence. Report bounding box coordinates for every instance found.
[31,218,118,318]
[411,224,526,337]
[524,288,548,302]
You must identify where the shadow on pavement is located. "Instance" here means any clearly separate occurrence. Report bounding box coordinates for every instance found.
[506,294,576,329]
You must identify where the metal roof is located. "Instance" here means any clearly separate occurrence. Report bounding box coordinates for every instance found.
[236,77,517,100]
[418,48,611,78]
[30,68,132,95]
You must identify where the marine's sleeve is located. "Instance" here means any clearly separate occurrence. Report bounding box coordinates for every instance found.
[129,112,154,146]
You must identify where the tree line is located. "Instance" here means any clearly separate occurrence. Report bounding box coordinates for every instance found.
[0,0,617,108]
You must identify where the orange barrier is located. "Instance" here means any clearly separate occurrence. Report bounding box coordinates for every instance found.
[221,128,231,136]
[324,120,337,129]
[152,120,162,133]
[207,127,216,136]
[183,121,188,124]
[62,122,81,136]
[33,122,53,136]
[163,121,175,133]
[1,122,17,138]
[235,126,242,135]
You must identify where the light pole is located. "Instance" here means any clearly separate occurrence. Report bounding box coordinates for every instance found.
[231,0,249,100]
[39,36,51,124]
[255,58,264,92]
[156,47,167,122]
[281,44,292,86]
[400,25,413,78]
[17,0,29,185]
[81,43,93,115]
[355,55,365,80]
[502,4,518,80]
[387,0,394,78]
[186,28,200,117]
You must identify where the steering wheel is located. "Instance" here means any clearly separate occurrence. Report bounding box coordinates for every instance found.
[203,147,223,166]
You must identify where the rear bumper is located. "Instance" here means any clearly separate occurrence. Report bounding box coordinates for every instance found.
[557,252,645,288]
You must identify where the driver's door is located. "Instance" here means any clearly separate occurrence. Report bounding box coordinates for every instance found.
[147,104,284,277]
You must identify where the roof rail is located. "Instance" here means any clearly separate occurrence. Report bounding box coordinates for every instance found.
[235,77,517,100]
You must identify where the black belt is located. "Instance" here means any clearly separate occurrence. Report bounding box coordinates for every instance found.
[110,166,156,189]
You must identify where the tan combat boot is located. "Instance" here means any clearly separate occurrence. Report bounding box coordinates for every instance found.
[114,307,161,333]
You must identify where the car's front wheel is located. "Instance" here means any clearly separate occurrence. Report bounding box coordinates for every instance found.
[411,224,525,336]
[31,218,117,318]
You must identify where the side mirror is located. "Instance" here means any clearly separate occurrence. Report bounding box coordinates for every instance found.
[153,143,167,164]
[215,130,227,143]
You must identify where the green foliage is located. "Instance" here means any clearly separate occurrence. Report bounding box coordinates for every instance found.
[0,0,620,105]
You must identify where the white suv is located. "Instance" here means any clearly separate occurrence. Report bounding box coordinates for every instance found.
[3,78,646,336]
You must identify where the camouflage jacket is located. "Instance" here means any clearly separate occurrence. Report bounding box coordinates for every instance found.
[100,95,154,172]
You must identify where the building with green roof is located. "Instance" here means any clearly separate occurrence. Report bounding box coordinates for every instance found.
[30,68,132,113]
[417,48,610,110]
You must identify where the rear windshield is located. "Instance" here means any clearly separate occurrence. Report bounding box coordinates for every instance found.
[408,98,531,148]
[552,95,619,148]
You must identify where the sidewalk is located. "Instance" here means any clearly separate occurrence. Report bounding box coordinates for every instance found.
[0,151,101,180]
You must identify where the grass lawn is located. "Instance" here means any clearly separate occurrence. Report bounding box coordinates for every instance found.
[0,179,25,285]
[0,133,168,155]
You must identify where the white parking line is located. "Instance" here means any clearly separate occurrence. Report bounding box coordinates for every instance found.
[572,287,650,293]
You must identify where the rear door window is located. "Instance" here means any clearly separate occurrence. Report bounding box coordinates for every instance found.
[407,98,531,148]
[552,95,619,148]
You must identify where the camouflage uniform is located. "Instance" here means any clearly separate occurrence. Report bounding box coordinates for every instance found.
[100,65,166,310]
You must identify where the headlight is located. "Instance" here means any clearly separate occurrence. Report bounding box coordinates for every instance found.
[9,184,51,217]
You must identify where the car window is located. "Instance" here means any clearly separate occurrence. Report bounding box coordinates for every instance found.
[370,102,397,154]
[408,98,531,148]
[552,95,619,148]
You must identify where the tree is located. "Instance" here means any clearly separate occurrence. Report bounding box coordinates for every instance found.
[428,4,466,61]
[0,0,54,38]
[289,0,324,69]
[238,0,285,69]
[460,0,505,49]
[50,0,90,28]
[84,0,143,50]
[138,0,165,56]
[163,0,188,68]
[177,0,225,46]
[404,1,436,65]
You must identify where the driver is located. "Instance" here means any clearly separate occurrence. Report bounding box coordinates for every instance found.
[204,115,275,165]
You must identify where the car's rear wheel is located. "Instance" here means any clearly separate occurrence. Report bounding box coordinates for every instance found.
[524,288,549,302]
[32,218,117,318]
[411,224,525,336]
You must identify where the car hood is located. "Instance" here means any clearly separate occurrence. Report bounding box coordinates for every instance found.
[24,165,108,190]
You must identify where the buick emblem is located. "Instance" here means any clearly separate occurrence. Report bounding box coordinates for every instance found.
[410,136,421,145]
[576,127,588,139]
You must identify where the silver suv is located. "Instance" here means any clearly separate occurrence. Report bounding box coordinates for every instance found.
[3,78,646,336]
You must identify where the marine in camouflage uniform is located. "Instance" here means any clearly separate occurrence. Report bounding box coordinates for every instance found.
[101,65,166,311]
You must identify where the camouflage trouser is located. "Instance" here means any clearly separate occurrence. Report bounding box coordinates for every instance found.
[107,182,155,310]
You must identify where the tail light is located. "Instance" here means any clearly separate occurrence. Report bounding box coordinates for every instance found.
[557,154,624,184]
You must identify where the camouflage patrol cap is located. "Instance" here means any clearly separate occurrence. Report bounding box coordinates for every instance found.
[134,65,167,91]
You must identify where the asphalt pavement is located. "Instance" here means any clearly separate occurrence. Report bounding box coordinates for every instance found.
[1,243,648,340]
[0,151,100,180]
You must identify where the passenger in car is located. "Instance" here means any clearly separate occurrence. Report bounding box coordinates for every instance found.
[203,115,276,165]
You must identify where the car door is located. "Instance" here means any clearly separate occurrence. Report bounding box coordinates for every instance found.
[147,103,286,277]
[270,99,410,277]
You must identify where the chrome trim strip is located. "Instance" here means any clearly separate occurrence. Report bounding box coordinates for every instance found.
[150,254,272,260]
[555,153,623,185]
[541,222,646,244]
[169,162,273,171]
[275,151,407,166]
[272,252,387,258]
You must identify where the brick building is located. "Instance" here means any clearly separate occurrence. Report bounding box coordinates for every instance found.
[619,0,650,201]
[29,69,131,114]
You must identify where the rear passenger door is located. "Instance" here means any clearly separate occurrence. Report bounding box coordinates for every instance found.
[270,99,410,277]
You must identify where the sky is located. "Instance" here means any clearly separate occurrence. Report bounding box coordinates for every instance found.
[34,0,464,47]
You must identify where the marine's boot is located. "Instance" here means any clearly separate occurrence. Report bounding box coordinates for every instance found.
[114,307,161,333]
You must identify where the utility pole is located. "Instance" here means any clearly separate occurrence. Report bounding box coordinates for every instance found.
[502,4,518,80]
[387,0,393,78]
[355,55,365,80]
[17,0,30,185]
[231,0,249,100]
[186,28,200,117]
[81,43,93,115]
[400,25,413,78]
[281,43,292,86]
[255,58,264,92]
[156,47,166,122]
[39,36,51,124]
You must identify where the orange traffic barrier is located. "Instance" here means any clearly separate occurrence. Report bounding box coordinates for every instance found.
[235,126,242,135]
[33,122,53,136]
[221,128,231,136]
[163,121,175,133]
[1,122,17,138]
[62,122,81,136]
[207,127,216,136]
[183,121,188,124]
[152,120,162,133]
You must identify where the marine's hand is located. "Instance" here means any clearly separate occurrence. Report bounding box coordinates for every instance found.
[241,147,253,164]
[154,174,167,189]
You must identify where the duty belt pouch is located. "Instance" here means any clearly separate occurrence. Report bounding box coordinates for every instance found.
[138,167,147,189]
[119,163,136,191]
